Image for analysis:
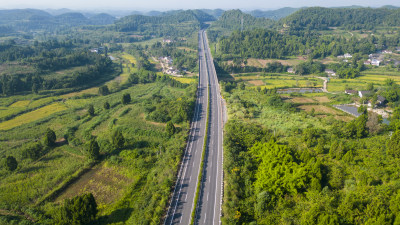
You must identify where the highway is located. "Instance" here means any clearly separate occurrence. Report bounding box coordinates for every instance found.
[195,30,224,225]
[164,30,224,225]
[164,30,210,225]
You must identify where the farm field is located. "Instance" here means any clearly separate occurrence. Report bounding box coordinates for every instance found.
[0,102,67,130]
[0,47,196,224]
[172,76,197,84]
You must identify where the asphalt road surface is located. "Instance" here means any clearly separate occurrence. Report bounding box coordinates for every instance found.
[164,30,212,225]
[195,30,224,225]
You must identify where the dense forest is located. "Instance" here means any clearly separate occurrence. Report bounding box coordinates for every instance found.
[0,39,117,96]
[207,10,275,42]
[114,10,213,37]
[217,29,400,59]
[221,83,400,225]
[282,7,400,30]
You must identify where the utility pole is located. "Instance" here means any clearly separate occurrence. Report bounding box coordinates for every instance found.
[241,15,244,32]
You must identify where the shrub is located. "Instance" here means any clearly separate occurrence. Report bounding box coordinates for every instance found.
[43,128,56,147]
[122,93,131,105]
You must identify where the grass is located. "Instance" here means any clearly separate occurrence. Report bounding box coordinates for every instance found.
[0,102,67,130]
[0,145,87,207]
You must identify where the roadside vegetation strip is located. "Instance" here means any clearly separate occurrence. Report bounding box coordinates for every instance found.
[0,102,68,130]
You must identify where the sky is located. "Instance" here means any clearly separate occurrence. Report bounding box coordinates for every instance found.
[0,0,399,11]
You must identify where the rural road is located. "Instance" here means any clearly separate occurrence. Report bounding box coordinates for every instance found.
[164,29,223,225]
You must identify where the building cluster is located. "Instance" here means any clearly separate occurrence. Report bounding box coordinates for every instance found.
[89,47,105,54]
[159,56,181,76]
[345,89,386,107]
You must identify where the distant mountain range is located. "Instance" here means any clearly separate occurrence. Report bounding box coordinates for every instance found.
[0,9,116,27]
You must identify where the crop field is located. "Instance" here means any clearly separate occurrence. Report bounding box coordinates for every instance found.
[0,102,68,130]
[172,76,197,84]
[0,145,87,207]
[0,64,193,224]
[9,100,30,107]
[250,78,322,89]
[121,52,137,65]
[243,57,306,68]
[0,97,59,122]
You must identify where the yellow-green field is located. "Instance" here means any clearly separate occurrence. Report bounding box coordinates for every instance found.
[9,100,30,107]
[121,52,137,65]
[0,97,58,121]
[0,102,67,130]
[327,71,400,92]
[249,78,322,89]
[172,77,197,84]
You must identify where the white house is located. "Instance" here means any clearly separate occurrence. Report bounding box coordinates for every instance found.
[382,50,393,54]
[325,69,336,76]
[371,59,381,66]
[287,68,295,73]
[344,53,352,58]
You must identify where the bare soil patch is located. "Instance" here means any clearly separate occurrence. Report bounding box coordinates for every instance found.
[55,164,132,205]
[298,105,340,115]
[313,96,331,103]
[248,80,264,86]
[285,97,315,104]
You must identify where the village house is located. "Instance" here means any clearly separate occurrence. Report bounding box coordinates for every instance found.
[163,39,174,44]
[359,90,372,98]
[371,59,381,66]
[364,59,371,65]
[325,69,336,76]
[345,90,358,95]
[377,95,386,105]
[344,53,352,58]
[382,50,393,54]
[368,95,387,107]
[287,67,295,73]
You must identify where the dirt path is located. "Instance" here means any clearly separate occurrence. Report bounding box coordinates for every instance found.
[317,77,328,93]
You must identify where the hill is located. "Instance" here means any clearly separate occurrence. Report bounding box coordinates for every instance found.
[200,9,225,19]
[114,10,209,37]
[248,7,300,20]
[89,13,116,25]
[281,7,400,30]
[0,9,52,24]
[207,9,274,42]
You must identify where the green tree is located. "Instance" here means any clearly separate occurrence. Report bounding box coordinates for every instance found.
[122,93,131,105]
[103,102,110,110]
[388,130,400,157]
[112,130,125,149]
[87,140,100,160]
[98,85,109,96]
[88,105,95,117]
[43,128,56,147]
[5,156,18,171]
[22,142,43,160]
[166,121,176,136]
[55,193,97,225]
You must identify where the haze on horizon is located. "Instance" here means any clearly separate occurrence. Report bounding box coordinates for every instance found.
[1,0,400,11]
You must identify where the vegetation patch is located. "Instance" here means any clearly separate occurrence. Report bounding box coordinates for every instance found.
[0,102,67,130]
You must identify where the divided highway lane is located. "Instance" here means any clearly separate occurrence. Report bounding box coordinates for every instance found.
[196,30,224,225]
[164,31,210,225]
